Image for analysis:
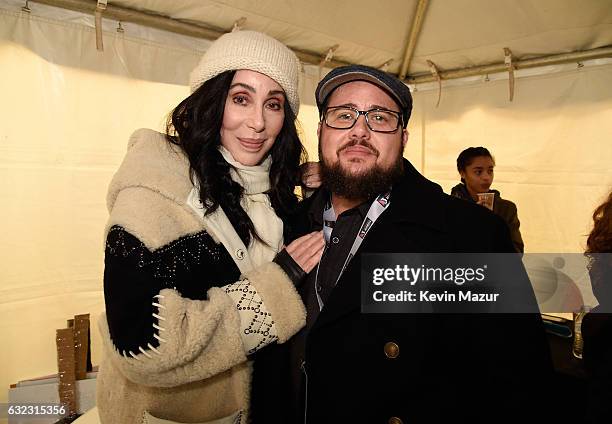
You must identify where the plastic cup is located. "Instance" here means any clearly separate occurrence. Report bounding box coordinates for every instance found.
[477,192,495,210]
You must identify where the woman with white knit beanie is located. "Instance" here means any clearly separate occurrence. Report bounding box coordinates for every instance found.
[92,30,324,424]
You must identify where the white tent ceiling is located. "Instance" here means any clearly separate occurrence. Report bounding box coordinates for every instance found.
[33,0,612,80]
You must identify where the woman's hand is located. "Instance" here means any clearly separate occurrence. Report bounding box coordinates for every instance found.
[300,162,322,189]
[285,231,325,273]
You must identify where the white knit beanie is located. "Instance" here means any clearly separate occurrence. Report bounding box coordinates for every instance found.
[189,30,301,115]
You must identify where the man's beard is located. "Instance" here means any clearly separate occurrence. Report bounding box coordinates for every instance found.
[320,140,404,201]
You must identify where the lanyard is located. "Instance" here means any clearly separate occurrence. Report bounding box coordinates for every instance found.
[315,191,391,310]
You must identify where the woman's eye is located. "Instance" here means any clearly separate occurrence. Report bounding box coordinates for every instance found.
[233,95,248,105]
[266,101,283,111]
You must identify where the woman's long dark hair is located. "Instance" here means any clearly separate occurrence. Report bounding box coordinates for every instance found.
[166,70,306,247]
[585,190,612,305]
[586,190,612,255]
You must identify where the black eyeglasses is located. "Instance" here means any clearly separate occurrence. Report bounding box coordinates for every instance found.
[323,106,402,133]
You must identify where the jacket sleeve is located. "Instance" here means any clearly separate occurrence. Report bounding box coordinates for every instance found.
[101,225,305,388]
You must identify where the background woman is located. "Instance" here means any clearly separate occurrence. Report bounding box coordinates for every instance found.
[582,189,612,423]
[451,146,524,253]
[95,30,324,424]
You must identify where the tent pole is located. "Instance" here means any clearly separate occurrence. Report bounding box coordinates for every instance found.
[406,46,612,84]
[30,0,351,68]
[399,0,430,80]
[31,0,223,39]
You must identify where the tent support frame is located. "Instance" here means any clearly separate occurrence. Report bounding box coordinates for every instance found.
[399,0,429,80]
[31,0,612,85]
[408,46,612,84]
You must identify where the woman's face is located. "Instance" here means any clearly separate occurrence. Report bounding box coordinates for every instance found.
[460,155,495,196]
[220,70,286,166]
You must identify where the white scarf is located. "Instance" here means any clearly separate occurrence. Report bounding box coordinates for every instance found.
[186,148,283,273]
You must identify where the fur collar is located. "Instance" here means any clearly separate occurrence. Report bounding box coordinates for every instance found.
[107,128,192,213]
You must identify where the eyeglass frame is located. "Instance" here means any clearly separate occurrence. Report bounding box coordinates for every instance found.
[322,106,403,133]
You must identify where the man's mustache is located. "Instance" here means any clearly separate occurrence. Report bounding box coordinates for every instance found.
[337,139,379,156]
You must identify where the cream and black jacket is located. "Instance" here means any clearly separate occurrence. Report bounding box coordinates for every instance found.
[96,128,305,424]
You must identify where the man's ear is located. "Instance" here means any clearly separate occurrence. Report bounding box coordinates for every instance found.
[401,129,408,149]
[317,121,322,138]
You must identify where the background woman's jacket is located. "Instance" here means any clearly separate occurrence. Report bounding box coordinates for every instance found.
[451,183,524,253]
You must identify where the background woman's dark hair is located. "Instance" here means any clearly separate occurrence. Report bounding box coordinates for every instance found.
[585,190,612,305]
[166,70,307,247]
[586,190,612,255]
[456,146,495,183]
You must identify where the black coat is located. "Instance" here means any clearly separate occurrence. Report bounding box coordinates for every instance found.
[582,310,612,423]
[285,160,553,424]
[582,262,612,423]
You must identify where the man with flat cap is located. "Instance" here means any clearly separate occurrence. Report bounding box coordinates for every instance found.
[278,65,554,423]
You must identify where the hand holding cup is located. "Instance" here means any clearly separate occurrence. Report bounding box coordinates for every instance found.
[477,192,495,210]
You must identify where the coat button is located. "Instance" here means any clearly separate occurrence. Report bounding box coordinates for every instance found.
[235,249,245,260]
[384,342,400,359]
[388,417,403,424]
